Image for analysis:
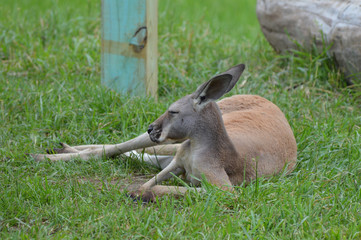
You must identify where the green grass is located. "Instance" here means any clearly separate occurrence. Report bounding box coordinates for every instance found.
[1,0,361,238]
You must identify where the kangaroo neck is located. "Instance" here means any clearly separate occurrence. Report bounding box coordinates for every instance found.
[189,102,235,153]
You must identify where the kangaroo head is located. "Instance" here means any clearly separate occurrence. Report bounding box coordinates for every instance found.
[147,64,245,143]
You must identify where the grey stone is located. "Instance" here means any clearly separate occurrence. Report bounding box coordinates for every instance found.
[257,0,361,84]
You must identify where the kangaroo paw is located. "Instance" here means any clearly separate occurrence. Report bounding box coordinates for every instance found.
[46,142,79,154]
[127,191,156,203]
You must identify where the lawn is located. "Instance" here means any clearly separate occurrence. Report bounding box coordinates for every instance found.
[1,0,361,238]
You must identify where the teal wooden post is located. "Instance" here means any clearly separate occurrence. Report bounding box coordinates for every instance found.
[101,0,158,98]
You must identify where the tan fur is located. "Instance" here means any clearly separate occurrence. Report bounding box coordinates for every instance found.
[32,64,297,202]
[219,95,297,177]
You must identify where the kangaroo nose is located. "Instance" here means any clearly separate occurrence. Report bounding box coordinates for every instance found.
[147,125,154,134]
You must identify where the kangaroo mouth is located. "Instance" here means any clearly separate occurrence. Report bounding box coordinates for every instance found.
[148,130,162,143]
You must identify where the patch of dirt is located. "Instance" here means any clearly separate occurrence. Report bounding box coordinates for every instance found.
[77,174,153,192]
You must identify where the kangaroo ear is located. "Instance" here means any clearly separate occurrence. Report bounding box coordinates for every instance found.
[193,64,245,106]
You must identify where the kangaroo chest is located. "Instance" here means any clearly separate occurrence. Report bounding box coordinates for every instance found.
[182,153,203,186]
[179,144,211,186]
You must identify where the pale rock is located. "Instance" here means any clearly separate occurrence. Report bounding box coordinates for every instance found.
[257,0,361,84]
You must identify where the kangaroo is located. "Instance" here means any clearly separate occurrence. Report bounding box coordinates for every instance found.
[32,64,297,202]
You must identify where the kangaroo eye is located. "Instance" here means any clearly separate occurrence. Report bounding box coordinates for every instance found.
[168,110,179,115]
